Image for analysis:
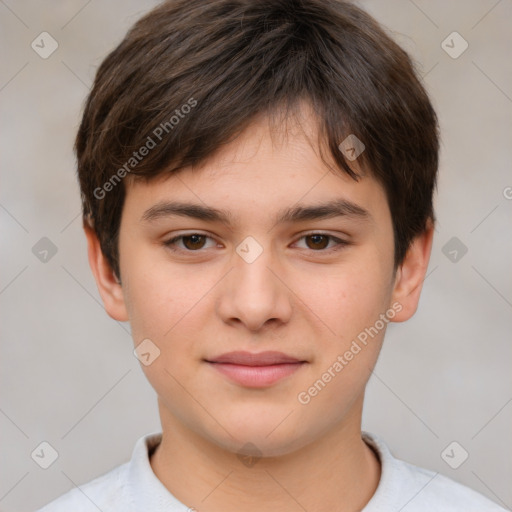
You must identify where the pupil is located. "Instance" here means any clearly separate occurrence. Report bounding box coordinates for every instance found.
[181,235,329,251]
[185,235,204,250]
[309,235,327,250]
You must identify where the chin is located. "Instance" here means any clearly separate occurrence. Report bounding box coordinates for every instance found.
[222,432,308,459]
[204,413,314,459]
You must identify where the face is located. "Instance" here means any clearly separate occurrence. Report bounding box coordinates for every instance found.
[87,104,432,457]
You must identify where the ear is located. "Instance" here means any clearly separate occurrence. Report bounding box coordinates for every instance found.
[390,221,434,323]
[83,220,129,322]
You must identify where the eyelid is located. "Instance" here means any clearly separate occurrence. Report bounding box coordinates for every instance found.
[163,230,350,253]
[163,231,218,251]
[292,231,349,251]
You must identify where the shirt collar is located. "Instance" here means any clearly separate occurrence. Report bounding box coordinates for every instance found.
[126,430,396,511]
[127,431,190,511]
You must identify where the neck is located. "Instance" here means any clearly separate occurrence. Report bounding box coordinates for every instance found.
[150,396,381,512]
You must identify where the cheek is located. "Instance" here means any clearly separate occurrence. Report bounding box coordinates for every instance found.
[294,263,391,421]
[123,259,208,415]
[121,244,200,340]
[299,250,393,341]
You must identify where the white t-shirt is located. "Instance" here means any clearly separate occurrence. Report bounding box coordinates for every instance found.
[35,431,507,511]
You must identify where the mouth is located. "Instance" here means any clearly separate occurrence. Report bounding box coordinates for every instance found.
[204,351,307,388]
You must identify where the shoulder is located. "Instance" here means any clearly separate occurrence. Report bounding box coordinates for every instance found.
[34,432,165,512]
[363,432,507,511]
[397,458,506,511]
[34,462,131,512]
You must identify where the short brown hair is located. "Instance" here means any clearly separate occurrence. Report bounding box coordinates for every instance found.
[76,0,439,280]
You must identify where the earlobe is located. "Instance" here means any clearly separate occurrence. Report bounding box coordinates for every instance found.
[83,220,129,322]
[390,222,434,323]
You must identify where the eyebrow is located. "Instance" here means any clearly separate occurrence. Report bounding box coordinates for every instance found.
[140,198,371,226]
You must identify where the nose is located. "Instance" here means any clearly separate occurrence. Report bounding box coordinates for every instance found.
[216,240,293,333]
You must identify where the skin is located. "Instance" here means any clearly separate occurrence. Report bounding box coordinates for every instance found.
[85,103,433,512]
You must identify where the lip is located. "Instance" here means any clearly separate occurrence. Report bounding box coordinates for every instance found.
[205,351,307,388]
[207,350,303,366]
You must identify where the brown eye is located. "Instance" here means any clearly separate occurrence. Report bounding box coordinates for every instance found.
[305,234,330,250]
[181,234,207,250]
[164,233,215,252]
[294,233,349,253]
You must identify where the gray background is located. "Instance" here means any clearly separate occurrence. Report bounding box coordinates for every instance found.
[1,0,511,510]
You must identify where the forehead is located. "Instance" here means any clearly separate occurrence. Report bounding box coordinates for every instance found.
[122,106,389,227]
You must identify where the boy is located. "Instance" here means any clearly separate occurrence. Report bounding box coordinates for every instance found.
[36,0,506,510]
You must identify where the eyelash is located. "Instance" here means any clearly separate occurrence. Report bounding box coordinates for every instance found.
[163,232,349,254]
